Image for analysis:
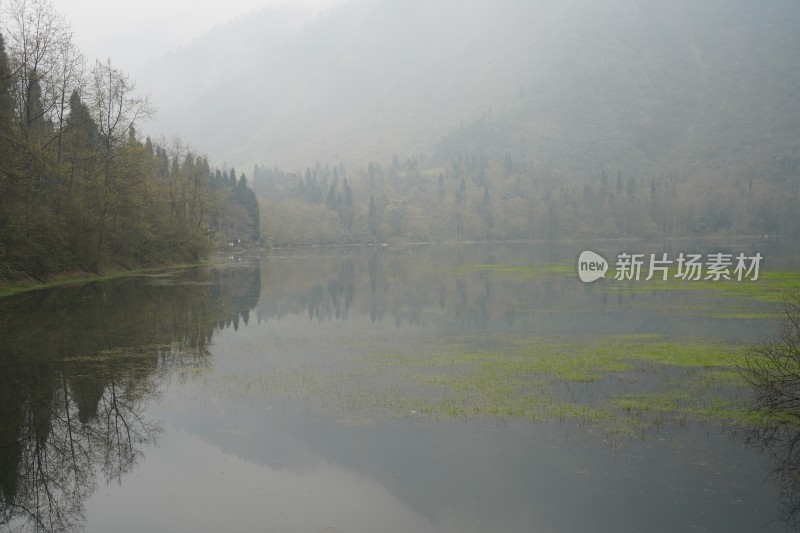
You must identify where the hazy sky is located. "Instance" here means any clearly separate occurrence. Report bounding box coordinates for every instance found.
[53,0,348,75]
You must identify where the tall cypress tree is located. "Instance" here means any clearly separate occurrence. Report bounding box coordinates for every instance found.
[67,91,98,146]
[0,32,13,133]
[368,194,379,238]
[0,30,15,251]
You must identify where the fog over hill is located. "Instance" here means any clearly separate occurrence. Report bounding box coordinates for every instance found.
[139,0,800,178]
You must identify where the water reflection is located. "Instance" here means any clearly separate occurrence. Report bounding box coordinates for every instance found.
[737,297,800,529]
[740,420,800,529]
[254,241,785,340]
[1,239,797,532]
[0,263,260,532]
[84,425,442,533]
[0,353,160,532]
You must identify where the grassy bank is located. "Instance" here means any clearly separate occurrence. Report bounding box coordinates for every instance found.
[0,260,211,298]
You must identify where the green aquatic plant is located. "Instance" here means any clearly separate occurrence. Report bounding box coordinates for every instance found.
[605,269,800,303]
[442,263,576,279]
[192,327,786,441]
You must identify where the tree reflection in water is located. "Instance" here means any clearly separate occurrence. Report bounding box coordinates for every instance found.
[0,261,260,532]
[739,419,800,529]
[0,357,161,532]
[739,296,800,529]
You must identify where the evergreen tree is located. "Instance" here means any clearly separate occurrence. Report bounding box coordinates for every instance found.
[0,31,15,207]
[237,173,249,197]
[66,90,98,147]
[327,180,337,209]
[24,72,47,140]
[368,194,379,239]
[341,177,354,230]
[0,32,13,133]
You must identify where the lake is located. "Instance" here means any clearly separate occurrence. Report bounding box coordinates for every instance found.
[2,237,800,532]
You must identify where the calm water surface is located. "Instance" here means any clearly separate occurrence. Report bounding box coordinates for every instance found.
[2,238,799,532]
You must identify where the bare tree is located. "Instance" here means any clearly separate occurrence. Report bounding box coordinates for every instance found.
[90,58,154,154]
[2,0,72,139]
[740,295,800,414]
[736,295,800,528]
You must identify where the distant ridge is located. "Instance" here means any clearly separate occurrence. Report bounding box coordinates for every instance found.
[139,0,800,178]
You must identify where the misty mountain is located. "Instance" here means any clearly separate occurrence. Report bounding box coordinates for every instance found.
[140,0,800,178]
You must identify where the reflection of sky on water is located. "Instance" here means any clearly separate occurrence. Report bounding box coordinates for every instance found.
[85,425,440,533]
[5,237,800,532]
[84,370,784,533]
[247,239,795,342]
[104,238,797,532]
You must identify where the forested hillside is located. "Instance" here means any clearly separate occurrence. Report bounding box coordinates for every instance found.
[252,128,799,246]
[141,0,799,244]
[4,0,797,263]
[0,2,258,284]
[144,0,800,177]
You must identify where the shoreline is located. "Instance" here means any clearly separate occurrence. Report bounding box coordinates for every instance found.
[0,234,784,297]
[0,261,211,298]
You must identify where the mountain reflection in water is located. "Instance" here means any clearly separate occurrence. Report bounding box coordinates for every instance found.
[1,240,799,532]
